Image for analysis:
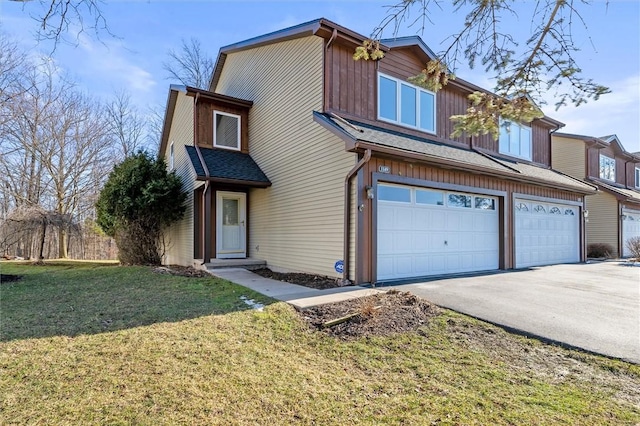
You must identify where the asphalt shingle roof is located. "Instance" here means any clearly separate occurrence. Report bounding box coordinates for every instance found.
[185,145,270,185]
[317,113,595,193]
[592,180,640,203]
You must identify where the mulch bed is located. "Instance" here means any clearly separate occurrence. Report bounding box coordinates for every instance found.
[1,274,23,284]
[253,268,344,290]
[301,290,442,339]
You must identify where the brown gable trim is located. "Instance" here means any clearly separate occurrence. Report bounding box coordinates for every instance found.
[158,86,183,159]
[185,86,253,108]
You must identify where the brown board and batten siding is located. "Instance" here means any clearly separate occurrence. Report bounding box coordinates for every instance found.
[325,42,554,166]
[355,156,583,283]
[163,92,198,267]
[195,100,249,153]
[215,35,357,278]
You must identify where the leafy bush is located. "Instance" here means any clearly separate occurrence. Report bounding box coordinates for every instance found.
[587,243,614,259]
[96,152,186,265]
[626,237,640,260]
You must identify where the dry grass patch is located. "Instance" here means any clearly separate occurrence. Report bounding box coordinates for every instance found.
[1,263,639,425]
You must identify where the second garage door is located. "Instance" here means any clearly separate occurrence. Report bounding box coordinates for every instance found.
[622,209,640,258]
[377,184,499,281]
[514,199,580,268]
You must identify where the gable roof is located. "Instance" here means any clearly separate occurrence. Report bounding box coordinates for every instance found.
[314,112,596,194]
[185,146,271,187]
[210,18,377,91]
[554,132,640,161]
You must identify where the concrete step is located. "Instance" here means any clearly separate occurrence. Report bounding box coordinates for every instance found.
[204,258,266,271]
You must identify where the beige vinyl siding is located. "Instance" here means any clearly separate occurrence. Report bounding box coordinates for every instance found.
[585,191,619,256]
[163,92,196,266]
[218,36,356,278]
[552,135,586,179]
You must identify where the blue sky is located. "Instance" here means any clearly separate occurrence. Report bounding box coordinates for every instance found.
[2,1,639,151]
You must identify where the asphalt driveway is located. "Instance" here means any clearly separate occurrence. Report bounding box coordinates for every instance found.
[386,262,640,363]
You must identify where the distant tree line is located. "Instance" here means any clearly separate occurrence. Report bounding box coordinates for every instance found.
[0,32,155,261]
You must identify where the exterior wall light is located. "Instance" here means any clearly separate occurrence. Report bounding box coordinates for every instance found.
[583,210,589,218]
[366,185,375,200]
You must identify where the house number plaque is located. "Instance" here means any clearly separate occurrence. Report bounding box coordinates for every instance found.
[378,165,391,174]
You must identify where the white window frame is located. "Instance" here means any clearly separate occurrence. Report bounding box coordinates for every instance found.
[377,72,436,134]
[169,142,174,171]
[635,167,640,188]
[213,111,241,151]
[599,154,616,182]
[498,119,532,161]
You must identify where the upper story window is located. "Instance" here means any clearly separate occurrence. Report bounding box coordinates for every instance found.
[599,154,616,181]
[499,119,532,161]
[378,73,436,134]
[635,167,640,188]
[169,142,174,170]
[214,111,241,150]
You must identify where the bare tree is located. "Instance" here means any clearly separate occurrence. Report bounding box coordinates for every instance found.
[163,38,215,89]
[0,50,112,259]
[146,103,166,154]
[357,0,610,138]
[9,0,110,48]
[105,90,146,159]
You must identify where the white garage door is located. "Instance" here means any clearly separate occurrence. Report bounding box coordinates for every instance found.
[514,199,580,268]
[622,209,640,257]
[377,184,499,281]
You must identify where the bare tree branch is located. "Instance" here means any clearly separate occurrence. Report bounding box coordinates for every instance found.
[163,38,215,89]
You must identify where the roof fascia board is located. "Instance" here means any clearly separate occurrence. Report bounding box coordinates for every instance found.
[312,111,358,151]
[158,86,185,159]
[195,176,272,188]
[184,86,253,108]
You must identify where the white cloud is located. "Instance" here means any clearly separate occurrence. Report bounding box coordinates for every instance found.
[547,74,640,152]
[75,34,157,93]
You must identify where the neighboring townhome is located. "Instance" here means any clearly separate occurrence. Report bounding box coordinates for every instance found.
[159,18,596,285]
[552,133,640,257]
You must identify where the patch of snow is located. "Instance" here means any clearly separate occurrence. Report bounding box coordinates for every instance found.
[240,295,264,311]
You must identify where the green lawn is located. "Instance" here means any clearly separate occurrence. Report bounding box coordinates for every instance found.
[1,262,639,425]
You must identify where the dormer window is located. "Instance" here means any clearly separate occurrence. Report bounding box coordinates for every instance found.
[498,119,532,161]
[599,154,616,181]
[378,73,436,134]
[214,111,241,151]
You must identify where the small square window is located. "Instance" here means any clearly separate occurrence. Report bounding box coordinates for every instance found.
[214,111,241,150]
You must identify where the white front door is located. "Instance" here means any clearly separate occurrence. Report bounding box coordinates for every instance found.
[622,209,640,257]
[216,191,246,259]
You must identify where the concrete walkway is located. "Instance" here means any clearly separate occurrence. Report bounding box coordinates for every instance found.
[209,268,383,309]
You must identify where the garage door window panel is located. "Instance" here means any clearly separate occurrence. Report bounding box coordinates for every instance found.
[448,193,472,208]
[475,197,496,210]
[416,189,444,206]
[378,185,411,203]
